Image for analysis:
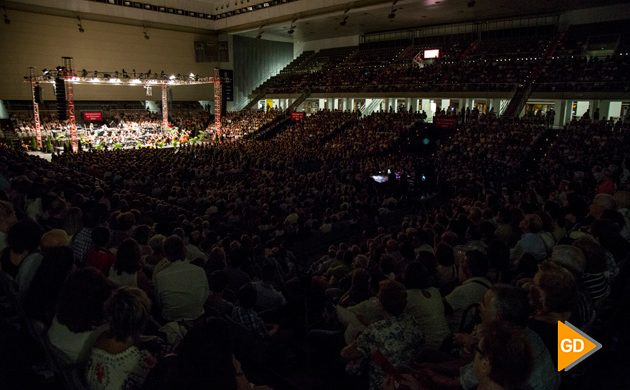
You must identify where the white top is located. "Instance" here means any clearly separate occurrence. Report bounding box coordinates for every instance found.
[445,277,491,332]
[16,252,43,296]
[406,288,450,350]
[253,281,286,312]
[85,346,155,390]
[108,269,138,287]
[154,260,209,322]
[47,316,107,363]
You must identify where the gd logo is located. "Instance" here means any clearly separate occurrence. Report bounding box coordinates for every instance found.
[557,321,602,372]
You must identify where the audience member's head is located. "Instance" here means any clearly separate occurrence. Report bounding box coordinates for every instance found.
[91,226,111,248]
[474,321,533,389]
[590,193,616,219]
[0,200,17,233]
[403,261,432,290]
[41,229,71,251]
[56,268,113,332]
[237,282,257,309]
[104,286,151,342]
[163,235,186,262]
[113,238,141,275]
[550,245,585,276]
[7,218,43,255]
[377,279,407,316]
[481,284,530,326]
[530,261,576,315]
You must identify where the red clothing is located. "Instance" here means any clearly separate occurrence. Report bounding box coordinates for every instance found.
[86,247,115,275]
[596,177,616,195]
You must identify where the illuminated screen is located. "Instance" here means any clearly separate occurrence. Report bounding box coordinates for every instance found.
[371,175,389,184]
[424,49,440,59]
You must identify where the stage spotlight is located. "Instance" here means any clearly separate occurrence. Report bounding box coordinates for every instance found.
[93,70,98,78]
[77,16,85,32]
[144,31,150,40]
[388,11,396,19]
[340,16,349,26]
[189,73,195,80]
[169,74,176,80]
[42,68,50,76]
[287,28,294,34]
[81,69,88,77]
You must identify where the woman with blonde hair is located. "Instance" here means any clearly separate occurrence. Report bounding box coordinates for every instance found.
[86,286,156,390]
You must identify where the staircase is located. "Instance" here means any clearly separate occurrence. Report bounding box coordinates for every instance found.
[502,32,566,119]
[459,39,480,60]
[286,89,311,112]
[502,84,532,118]
[250,115,292,140]
[319,115,360,144]
[242,91,267,111]
[359,99,383,116]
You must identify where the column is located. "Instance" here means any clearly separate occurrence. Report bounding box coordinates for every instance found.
[350,98,355,112]
[490,98,501,114]
[564,100,573,124]
[596,100,610,122]
[553,100,563,128]
[383,98,390,113]
[413,98,420,113]
[406,98,412,112]
[421,99,430,115]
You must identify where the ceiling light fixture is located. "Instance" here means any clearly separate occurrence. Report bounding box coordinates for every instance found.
[3,7,10,24]
[77,16,85,32]
[287,18,296,35]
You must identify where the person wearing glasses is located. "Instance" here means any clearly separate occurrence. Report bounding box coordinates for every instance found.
[384,321,533,390]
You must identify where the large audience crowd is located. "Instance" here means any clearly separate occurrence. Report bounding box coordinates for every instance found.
[1,103,629,390]
[254,26,630,95]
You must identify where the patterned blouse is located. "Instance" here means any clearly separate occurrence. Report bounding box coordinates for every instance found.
[355,314,424,390]
[85,346,156,390]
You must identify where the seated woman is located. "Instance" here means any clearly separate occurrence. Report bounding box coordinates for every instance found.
[85,286,156,390]
[48,268,113,363]
[108,239,150,293]
[86,226,115,275]
[341,279,424,390]
[385,321,533,390]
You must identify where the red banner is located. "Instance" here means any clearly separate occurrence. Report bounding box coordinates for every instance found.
[291,112,305,122]
[82,111,103,121]
[433,116,457,129]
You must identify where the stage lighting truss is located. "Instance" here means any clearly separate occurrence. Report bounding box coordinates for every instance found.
[26,71,216,86]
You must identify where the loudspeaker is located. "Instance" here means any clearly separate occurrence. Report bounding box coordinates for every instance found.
[34,85,42,105]
[55,78,67,120]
